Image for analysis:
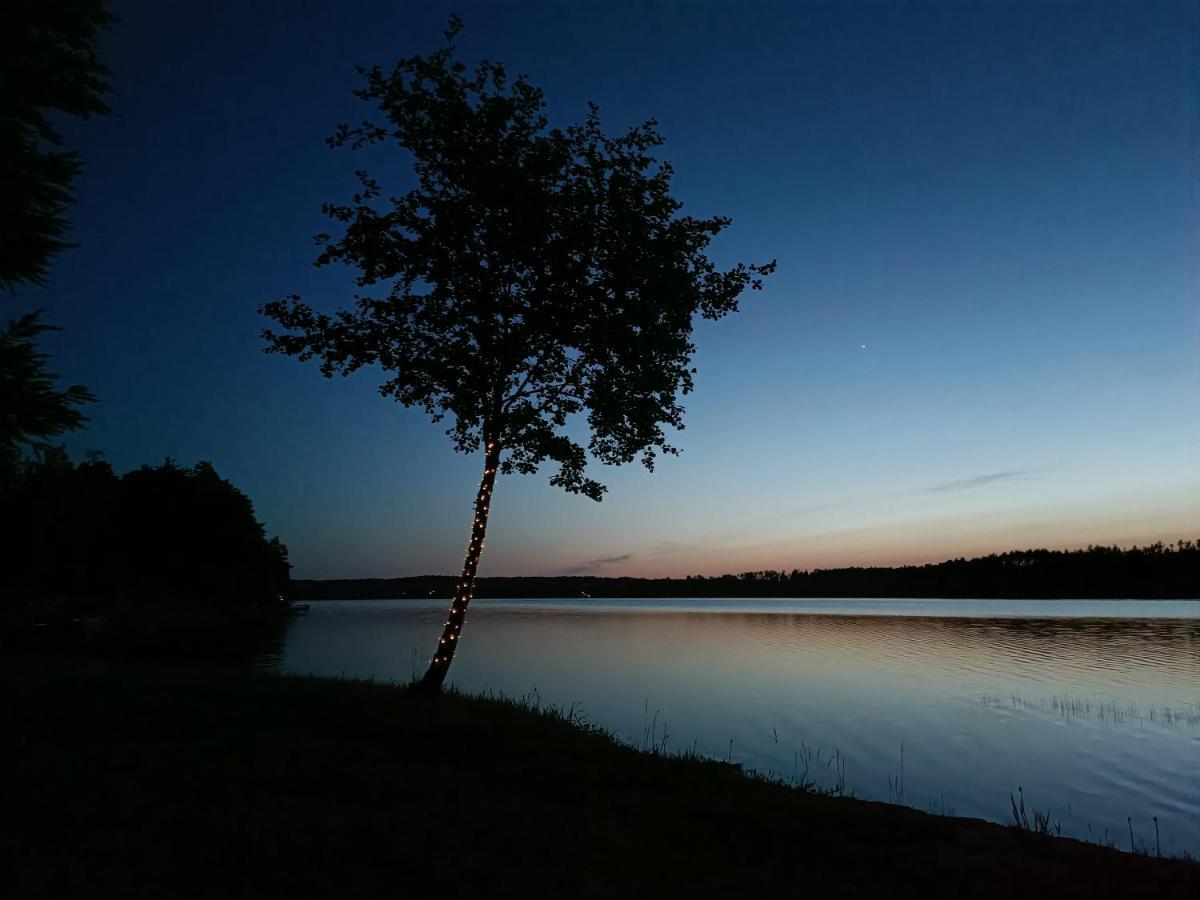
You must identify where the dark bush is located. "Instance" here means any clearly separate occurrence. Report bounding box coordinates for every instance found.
[0,451,289,612]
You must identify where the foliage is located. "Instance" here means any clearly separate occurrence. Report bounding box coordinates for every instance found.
[0,0,111,480]
[0,451,290,611]
[261,16,774,500]
[0,0,113,289]
[0,312,95,476]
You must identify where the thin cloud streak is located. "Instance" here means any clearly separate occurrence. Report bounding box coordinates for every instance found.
[560,553,633,576]
[923,470,1029,493]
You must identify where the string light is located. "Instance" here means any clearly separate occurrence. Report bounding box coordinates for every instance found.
[422,444,503,682]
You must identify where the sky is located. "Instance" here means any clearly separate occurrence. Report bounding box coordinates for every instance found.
[22,0,1199,579]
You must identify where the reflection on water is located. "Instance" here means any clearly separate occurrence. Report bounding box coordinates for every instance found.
[264,598,1200,855]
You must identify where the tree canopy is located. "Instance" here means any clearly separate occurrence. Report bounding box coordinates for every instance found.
[0,452,291,614]
[262,17,775,500]
[1,0,111,479]
[0,0,112,290]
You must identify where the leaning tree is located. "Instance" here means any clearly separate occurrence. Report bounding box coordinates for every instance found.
[261,18,774,690]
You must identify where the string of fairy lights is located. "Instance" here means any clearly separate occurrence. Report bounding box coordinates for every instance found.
[428,441,498,675]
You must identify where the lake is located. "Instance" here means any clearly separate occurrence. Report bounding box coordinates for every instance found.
[263,598,1200,855]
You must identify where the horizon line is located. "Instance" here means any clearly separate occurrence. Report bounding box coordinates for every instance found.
[293,537,1199,582]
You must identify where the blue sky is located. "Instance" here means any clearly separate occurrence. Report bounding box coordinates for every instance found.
[24,1,1199,578]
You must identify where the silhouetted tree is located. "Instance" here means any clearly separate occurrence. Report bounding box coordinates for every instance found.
[0,313,95,477]
[0,453,290,616]
[0,0,112,289]
[1,0,112,478]
[261,18,775,689]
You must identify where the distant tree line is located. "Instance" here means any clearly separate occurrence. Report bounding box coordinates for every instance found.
[294,542,1199,601]
[1,451,290,618]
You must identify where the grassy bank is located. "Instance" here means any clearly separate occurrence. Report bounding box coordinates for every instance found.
[4,655,1196,898]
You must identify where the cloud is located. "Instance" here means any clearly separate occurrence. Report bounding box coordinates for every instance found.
[923,470,1029,493]
[560,553,633,575]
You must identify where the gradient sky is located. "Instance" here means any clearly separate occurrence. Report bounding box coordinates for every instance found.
[23,0,1199,579]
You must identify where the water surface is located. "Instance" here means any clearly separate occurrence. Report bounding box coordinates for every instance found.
[268,598,1200,854]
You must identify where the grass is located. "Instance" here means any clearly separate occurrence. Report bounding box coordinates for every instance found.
[1011,786,1062,837]
[3,653,1198,898]
[972,692,1200,729]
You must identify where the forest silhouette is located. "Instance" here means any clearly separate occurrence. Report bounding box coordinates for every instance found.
[294,541,1199,602]
[1,451,290,624]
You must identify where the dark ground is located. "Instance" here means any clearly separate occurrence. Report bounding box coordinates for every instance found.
[3,654,1196,898]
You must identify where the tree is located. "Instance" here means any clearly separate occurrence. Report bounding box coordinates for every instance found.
[261,18,775,690]
[0,452,291,614]
[0,0,113,289]
[0,313,95,477]
[0,0,112,478]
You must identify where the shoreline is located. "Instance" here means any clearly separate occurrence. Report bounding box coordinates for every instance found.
[6,653,1196,898]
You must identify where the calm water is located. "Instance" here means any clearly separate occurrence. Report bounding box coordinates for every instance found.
[265,598,1200,854]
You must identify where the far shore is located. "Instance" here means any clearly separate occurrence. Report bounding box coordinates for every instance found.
[301,593,1200,600]
[291,543,1200,602]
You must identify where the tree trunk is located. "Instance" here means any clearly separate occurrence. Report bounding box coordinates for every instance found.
[419,440,501,691]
